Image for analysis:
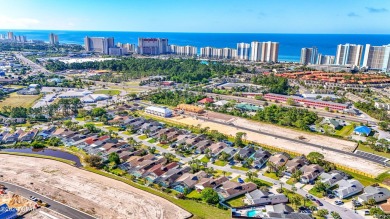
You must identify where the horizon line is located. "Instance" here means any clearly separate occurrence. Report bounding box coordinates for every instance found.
[1,28,390,35]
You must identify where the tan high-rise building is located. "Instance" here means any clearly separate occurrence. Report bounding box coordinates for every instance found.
[84,36,114,54]
[137,38,168,55]
[250,41,279,62]
[7,32,14,40]
[335,44,363,66]
[49,33,59,45]
[169,45,197,56]
[363,44,390,72]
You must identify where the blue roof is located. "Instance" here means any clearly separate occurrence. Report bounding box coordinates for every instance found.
[354,126,371,135]
[0,204,17,217]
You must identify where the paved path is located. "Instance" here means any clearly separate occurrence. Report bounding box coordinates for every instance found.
[0,181,95,219]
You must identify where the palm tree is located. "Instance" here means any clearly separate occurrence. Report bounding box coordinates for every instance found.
[222,170,227,176]
[279,182,285,191]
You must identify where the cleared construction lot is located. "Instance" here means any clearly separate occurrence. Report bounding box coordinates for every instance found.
[0,154,191,219]
[171,112,388,176]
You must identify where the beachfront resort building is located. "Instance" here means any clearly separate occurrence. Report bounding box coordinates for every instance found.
[137,38,169,55]
[84,37,115,54]
[237,43,250,61]
[300,47,318,65]
[335,43,363,66]
[362,44,390,72]
[250,41,279,62]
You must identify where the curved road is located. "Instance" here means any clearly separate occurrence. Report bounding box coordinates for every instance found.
[0,181,95,219]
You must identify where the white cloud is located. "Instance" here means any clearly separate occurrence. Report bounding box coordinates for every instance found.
[0,15,40,28]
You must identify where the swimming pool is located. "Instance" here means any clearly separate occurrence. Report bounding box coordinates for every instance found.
[247,209,259,217]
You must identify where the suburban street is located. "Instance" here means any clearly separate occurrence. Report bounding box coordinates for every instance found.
[77,120,364,219]
[0,181,95,219]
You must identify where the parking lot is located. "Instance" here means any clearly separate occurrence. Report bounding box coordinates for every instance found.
[355,150,389,163]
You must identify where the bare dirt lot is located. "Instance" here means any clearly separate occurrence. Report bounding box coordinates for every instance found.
[173,113,388,176]
[0,155,191,219]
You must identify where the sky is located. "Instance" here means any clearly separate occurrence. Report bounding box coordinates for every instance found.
[0,0,390,33]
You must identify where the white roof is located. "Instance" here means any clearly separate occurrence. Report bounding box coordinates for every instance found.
[58,90,93,98]
[214,100,229,106]
[146,106,172,114]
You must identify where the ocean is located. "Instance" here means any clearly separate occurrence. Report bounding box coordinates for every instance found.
[1,30,390,62]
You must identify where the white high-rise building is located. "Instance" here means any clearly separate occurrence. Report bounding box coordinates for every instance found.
[84,36,115,54]
[250,41,279,62]
[335,44,363,66]
[169,45,197,56]
[300,47,318,65]
[363,44,390,72]
[317,54,335,65]
[237,43,250,61]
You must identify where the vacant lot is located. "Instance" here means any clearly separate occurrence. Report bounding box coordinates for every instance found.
[0,154,191,219]
[94,89,121,95]
[0,93,40,108]
[335,125,354,137]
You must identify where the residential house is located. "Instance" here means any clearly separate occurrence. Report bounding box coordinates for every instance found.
[0,131,9,142]
[144,162,179,183]
[220,147,238,160]
[251,149,272,169]
[236,146,256,160]
[380,198,390,214]
[37,126,56,139]
[195,176,229,191]
[127,118,146,131]
[334,179,364,199]
[172,171,208,193]
[300,164,324,184]
[320,172,344,188]
[216,181,257,201]
[209,142,228,157]
[358,186,390,204]
[284,156,307,176]
[107,115,133,126]
[194,140,212,154]
[156,166,191,188]
[130,157,167,178]
[51,128,67,137]
[18,128,38,142]
[245,189,288,205]
[328,119,341,130]
[2,130,24,143]
[268,152,289,171]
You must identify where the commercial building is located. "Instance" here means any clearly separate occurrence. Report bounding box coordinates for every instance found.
[300,47,318,65]
[335,43,363,66]
[264,93,349,110]
[7,32,13,40]
[237,43,250,61]
[145,106,172,117]
[317,54,335,65]
[84,37,115,54]
[0,203,17,219]
[169,45,197,56]
[363,44,390,72]
[137,38,169,55]
[250,41,279,62]
[49,33,59,45]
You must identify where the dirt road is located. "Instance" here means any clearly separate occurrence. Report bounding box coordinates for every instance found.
[0,154,191,219]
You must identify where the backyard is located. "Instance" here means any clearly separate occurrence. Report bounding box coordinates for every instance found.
[335,124,354,137]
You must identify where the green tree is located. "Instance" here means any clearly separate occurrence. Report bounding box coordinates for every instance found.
[307,152,325,164]
[85,155,103,168]
[91,107,107,117]
[235,132,246,147]
[316,209,329,218]
[108,152,120,164]
[201,188,220,204]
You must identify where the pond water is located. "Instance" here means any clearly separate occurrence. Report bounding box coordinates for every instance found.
[1,148,82,167]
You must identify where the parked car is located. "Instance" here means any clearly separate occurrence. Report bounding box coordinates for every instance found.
[237,178,245,184]
[29,196,38,202]
[315,200,323,206]
[364,211,370,215]
[327,194,335,199]
[335,200,344,205]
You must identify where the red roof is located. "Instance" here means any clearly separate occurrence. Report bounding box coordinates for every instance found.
[198,97,214,104]
[84,137,97,145]
[98,135,110,141]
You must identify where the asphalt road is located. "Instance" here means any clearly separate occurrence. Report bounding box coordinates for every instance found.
[197,114,390,168]
[0,181,95,219]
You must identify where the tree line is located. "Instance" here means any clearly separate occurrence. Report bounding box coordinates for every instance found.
[148,90,205,106]
[252,74,290,94]
[45,58,248,83]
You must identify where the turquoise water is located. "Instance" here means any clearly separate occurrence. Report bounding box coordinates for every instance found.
[247,210,259,217]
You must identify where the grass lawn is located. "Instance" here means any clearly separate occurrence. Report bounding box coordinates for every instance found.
[342,169,390,187]
[335,124,354,137]
[213,170,232,177]
[186,190,202,200]
[138,135,148,140]
[85,167,230,219]
[214,160,227,166]
[249,178,273,187]
[157,143,169,149]
[283,189,314,209]
[263,172,279,180]
[147,138,157,143]
[105,126,120,132]
[357,144,390,159]
[231,165,249,171]
[226,195,245,207]
[200,156,210,163]
[286,178,297,185]
[0,93,40,108]
[94,89,121,95]
[308,188,324,198]
[0,151,76,166]
[110,168,127,176]
[75,117,85,121]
